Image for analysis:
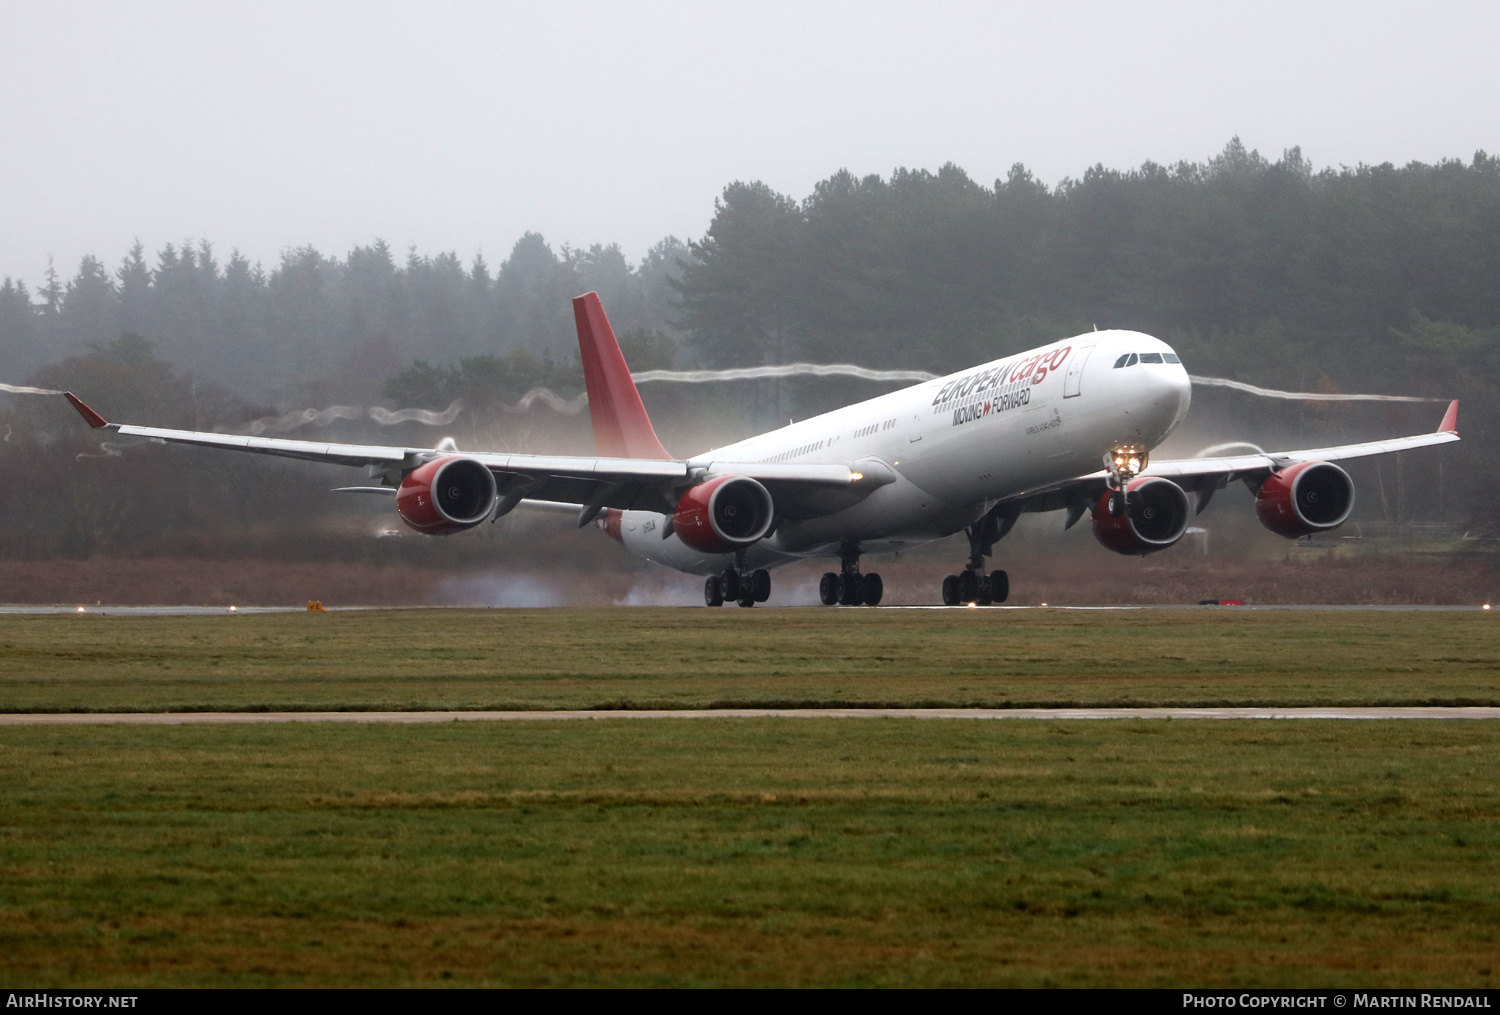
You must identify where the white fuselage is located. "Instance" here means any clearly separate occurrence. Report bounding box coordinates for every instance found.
[614,330,1192,575]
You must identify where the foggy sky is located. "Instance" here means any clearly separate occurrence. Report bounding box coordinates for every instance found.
[2,0,1496,285]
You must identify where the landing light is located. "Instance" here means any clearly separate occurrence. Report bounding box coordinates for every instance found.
[1106,445,1150,487]
[851,471,864,481]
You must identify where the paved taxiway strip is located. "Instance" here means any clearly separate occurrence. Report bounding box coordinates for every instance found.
[4,706,1500,725]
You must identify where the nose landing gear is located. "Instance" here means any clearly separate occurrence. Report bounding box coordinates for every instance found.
[1103,445,1149,517]
[819,544,883,606]
[703,550,771,607]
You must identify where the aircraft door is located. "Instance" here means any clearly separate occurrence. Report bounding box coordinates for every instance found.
[1063,344,1094,399]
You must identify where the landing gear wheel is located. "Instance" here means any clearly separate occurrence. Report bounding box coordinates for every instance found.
[863,572,884,606]
[942,574,960,606]
[1107,489,1126,518]
[989,569,1009,603]
[957,570,979,604]
[704,576,724,607]
[737,594,756,608]
[751,569,771,603]
[719,569,741,602]
[976,574,993,607]
[819,572,839,606]
[837,573,864,606]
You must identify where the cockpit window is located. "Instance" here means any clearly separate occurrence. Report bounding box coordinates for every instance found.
[1117,351,1179,367]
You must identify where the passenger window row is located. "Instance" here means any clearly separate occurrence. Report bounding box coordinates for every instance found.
[769,439,827,464]
[853,418,898,439]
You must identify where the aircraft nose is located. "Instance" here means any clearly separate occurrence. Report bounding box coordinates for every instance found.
[1157,364,1193,429]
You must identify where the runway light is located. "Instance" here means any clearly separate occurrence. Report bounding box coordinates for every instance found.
[229,605,237,612]
[967,602,977,609]
[1485,604,1492,611]
[76,606,85,613]
[1041,602,1048,607]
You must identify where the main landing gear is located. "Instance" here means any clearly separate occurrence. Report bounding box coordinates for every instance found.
[940,513,1012,606]
[704,550,771,607]
[819,545,883,607]
[941,567,1009,606]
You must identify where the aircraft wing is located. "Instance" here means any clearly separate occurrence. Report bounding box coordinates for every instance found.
[63,393,875,517]
[1123,398,1458,489]
[994,400,1461,527]
[469,456,870,516]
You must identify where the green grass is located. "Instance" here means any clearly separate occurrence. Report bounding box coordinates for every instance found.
[0,608,1496,712]
[4,608,1498,985]
[3,719,1498,986]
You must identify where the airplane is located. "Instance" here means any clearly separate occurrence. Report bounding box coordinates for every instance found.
[62,292,1460,607]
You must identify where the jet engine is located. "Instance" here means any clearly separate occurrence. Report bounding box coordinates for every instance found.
[673,476,775,553]
[396,456,497,534]
[1255,461,1355,538]
[1092,476,1191,555]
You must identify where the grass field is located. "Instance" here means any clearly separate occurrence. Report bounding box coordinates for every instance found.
[0,607,1496,713]
[3,719,1498,987]
[3,607,1498,986]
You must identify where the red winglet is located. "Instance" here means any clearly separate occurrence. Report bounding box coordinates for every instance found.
[64,392,110,429]
[1438,399,1459,435]
[572,292,672,460]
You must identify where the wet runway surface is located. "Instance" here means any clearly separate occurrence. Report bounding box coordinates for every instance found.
[0,604,1489,615]
[0,605,379,615]
[5,706,1499,725]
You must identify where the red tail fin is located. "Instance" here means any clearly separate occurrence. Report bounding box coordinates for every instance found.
[572,292,672,459]
[64,392,109,429]
[1438,399,1459,435]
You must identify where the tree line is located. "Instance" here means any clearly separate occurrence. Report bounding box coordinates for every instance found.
[0,233,690,402]
[7,138,1495,402]
[678,139,1500,387]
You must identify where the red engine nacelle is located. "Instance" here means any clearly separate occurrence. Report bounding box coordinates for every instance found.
[1255,461,1355,538]
[1093,476,1191,555]
[673,476,775,553]
[396,456,497,535]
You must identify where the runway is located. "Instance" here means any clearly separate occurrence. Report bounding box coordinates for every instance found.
[0,605,375,615]
[4,706,1499,725]
[0,603,1489,615]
